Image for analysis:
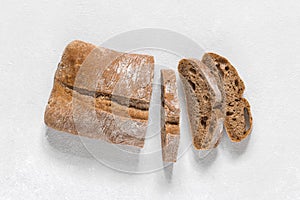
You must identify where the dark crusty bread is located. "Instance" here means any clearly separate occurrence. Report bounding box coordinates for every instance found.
[160,69,180,162]
[178,59,225,150]
[202,53,253,142]
[55,40,153,111]
[44,40,154,148]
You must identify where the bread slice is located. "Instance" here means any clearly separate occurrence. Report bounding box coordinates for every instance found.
[160,69,180,162]
[178,59,225,150]
[44,40,154,148]
[202,53,253,142]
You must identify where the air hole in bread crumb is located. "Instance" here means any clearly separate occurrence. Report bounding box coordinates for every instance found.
[226,111,234,116]
[203,95,209,101]
[244,107,251,132]
[188,80,196,90]
[225,66,229,71]
[189,67,196,74]
[200,116,208,128]
[235,80,239,86]
[232,118,236,121]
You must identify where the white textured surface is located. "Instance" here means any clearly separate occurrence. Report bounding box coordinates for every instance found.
[1,0,300,199]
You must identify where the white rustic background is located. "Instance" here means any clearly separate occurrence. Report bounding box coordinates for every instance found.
[0,0,300,199]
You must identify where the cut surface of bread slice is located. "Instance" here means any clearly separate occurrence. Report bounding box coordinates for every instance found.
[178,59,225,150]
[160,69,180,162]
[202,53,253,142]
[44,40,154,148]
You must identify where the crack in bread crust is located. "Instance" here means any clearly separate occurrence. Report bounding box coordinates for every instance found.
[61,82,150,111]
[45,81,147,147]
[55,41,154,105]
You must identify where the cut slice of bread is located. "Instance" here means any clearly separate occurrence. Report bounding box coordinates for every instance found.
[160,69,180,162]
[44,40,154,148]
[178,59,225,150]
[202,53,253,142]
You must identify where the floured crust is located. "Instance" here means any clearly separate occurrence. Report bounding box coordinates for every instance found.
[45,81,146,147]
[55,40,154,109]
[44,40,154,148]
[202,53,253,142]
[161,69,180,162]
[178,59,225,150]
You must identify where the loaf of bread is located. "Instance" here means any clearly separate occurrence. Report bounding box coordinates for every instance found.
[178,59,225,150]
[202,53,253,142]
[160,69,180,162]
[44,40,154,148]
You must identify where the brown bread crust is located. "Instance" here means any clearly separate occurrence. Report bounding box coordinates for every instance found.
[44,40,154,148]
[160,69,180,162]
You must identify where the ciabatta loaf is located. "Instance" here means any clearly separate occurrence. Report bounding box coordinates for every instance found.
[44,40,154,147]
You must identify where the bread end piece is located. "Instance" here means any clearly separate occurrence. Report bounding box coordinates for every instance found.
[161,69,180,162]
